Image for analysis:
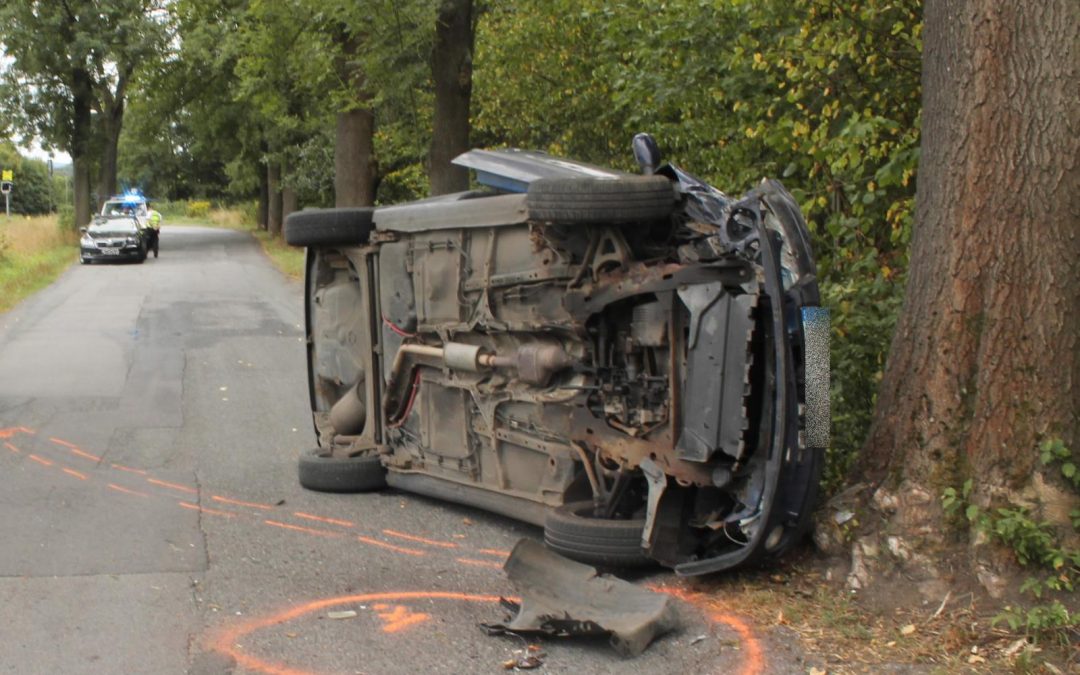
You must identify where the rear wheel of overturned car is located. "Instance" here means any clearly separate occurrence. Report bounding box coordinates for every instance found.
[543,500,653,568]
[285,207,376,247]
[297,449,386,493]
[526,175,676,224]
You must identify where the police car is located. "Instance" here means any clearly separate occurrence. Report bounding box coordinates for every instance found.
[79,191,154,264]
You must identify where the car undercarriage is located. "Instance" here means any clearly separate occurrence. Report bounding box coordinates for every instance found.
[287,135,829,575]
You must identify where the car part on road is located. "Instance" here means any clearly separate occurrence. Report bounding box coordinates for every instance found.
[297,449,386,493]
[480,539,678,657]
[285,207,375,247]
[289,135,829,574]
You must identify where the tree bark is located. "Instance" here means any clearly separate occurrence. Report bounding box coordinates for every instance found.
[95,71,130,202]
[281,159,297,220]
[862,0,1079,522]
[256,160,269,230]
[267,162,282,237]
[334,109,376,206]
[333,31,377,207]
[71,68,94,227]
[428,0,474,196]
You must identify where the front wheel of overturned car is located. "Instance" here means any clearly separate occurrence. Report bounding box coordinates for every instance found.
[285,207,375,247]
[526,175,676,224]
[543,500,653,568]
[297,449,387,493]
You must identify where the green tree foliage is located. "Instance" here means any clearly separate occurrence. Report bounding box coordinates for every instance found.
[0,143,58,216]
[475,0,921,488]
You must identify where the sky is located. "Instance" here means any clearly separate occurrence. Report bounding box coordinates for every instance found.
[20,142,72,165]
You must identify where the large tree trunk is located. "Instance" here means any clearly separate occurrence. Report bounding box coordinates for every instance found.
[281,159,297,220]
[857,0,1078,589]
[95,72,129,202]
[428,0,474,196]
[267,162,282,237]
[333,31,377,207]
[334,109,376,207]
[256,160,269,230]
[71,68,94,227]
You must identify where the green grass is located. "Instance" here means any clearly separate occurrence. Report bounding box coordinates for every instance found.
[0,215,78,314]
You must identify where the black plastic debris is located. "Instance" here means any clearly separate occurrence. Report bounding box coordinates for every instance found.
[480,539,679,657]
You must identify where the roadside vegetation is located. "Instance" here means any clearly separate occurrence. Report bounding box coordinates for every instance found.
[0,215,77,314]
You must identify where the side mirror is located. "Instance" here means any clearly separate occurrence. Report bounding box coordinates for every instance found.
[79,227,87,234]
[632,133,662,175]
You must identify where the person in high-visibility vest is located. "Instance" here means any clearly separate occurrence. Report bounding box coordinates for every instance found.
[145,202,162,258]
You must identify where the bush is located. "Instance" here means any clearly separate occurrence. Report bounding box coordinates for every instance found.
[154,200,188,218]
[56,205,75,231]
[186,200,211,218]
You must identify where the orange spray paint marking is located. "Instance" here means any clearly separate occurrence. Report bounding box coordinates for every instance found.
[148,478,197,494]
[375,605,431,634]
[4,442,20,453]
[294,512,354,528]
[382,529,458,549]
[213,495,274,510]
[264,520,344,538]
[179,502,236,518]
[455,557,503,570]
[27,454,53,467]
[112,463,149,475]
[476,548,511,558]
[62,468,88,480]
[49,438,102,462]
[356,536,426,557]
[69,447,102,462]
[211,591,506,675]
[657,586,766,675]
[0,427,32,439]
[107,483,149,498]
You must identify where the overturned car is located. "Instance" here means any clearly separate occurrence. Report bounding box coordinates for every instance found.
[285,134,829,575]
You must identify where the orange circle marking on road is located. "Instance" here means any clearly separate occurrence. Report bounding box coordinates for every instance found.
[212,591,505,675]
[657,586,765,675]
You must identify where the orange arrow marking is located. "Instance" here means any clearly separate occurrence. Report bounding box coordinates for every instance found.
[371,604,430,634]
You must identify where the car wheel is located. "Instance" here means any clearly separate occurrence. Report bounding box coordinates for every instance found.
[285,208,375,247]
[543,500,653,568]
[297,448,386,493]
[526,175,676,224]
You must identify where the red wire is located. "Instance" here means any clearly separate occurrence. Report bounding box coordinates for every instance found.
[382,315,417,338]
[387,371,421,429]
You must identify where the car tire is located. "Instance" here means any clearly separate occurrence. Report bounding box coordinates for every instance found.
[543,500,653,568]
[285,208,375,247]
[297,449,386,493]
[526,176,676,224]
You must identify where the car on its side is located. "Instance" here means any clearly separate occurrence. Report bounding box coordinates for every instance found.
[284,134,830,575]
[79,214,152,264]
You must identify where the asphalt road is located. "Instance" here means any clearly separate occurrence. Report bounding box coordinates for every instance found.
[0,225,806,675]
